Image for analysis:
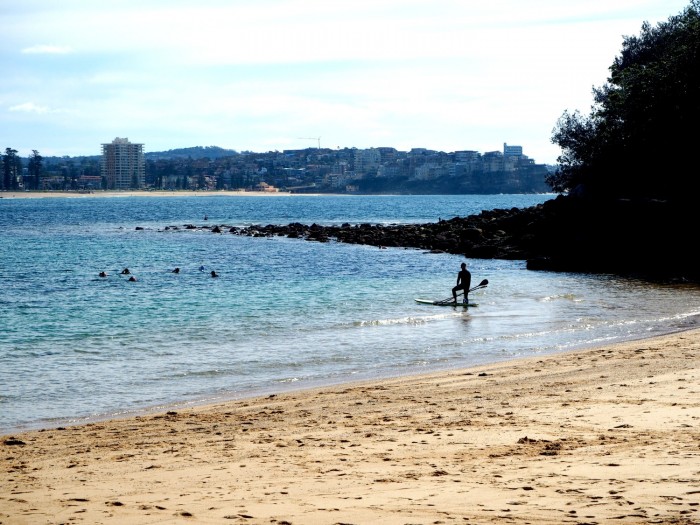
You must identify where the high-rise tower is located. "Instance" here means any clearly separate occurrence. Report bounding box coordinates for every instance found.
[101,137,145,189]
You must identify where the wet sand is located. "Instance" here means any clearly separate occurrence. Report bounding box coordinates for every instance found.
[2,329,699,524]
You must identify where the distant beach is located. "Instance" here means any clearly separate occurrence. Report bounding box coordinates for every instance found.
[0,190,294,199]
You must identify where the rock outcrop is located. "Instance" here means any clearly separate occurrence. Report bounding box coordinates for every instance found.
[165,194,698,283]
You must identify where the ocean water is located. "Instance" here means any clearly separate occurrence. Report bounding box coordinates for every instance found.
[1,193,699,434]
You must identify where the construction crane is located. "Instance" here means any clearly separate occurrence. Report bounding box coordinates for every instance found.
[297,137,321,149]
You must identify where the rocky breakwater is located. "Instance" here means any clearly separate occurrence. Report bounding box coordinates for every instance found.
[164,194,697,283]
[172,207,543,259]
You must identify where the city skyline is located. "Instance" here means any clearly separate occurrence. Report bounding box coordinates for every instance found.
[2,0,690,164]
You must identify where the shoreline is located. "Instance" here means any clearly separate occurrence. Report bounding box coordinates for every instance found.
[2,325,693,435]
[3,327,691,437]
[0,190,297,199]
[3,328,699,524]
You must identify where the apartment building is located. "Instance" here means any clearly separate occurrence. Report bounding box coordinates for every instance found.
[503,143,523,157]
[101,137,145,189]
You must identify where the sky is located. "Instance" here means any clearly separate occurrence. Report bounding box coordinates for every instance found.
[1,0,691,164]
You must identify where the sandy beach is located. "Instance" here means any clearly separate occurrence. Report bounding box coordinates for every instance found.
[0,190,294,199]
[2,330,699,524]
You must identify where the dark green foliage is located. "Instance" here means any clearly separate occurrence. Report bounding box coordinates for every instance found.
[3,148,22,190]
[27,150,43,190]
[144,145,238,160]
[549,1,700,201]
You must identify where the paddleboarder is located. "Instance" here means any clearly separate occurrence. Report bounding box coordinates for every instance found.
[452,262,472,304]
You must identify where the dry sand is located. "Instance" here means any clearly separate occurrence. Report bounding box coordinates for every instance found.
[2,329,699,525]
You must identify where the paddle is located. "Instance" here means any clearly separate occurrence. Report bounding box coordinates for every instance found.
[472,278,489,290]
[435,279,489,305]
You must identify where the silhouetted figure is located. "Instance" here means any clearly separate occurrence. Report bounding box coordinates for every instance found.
[211,270,218,278]
[121,268,130,275]
[452,262,472,304]
[128,276,137,282]
[99,271,107,278]
[172,267,180,274]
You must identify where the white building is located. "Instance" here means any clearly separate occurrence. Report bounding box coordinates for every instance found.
[503,143,523,157]
[101,137,145,189]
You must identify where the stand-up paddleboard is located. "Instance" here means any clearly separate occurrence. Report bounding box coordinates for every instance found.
[415,278,488,308]
[415,299,478,307]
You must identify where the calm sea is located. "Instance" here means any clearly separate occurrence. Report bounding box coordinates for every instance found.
[1,193,699,433]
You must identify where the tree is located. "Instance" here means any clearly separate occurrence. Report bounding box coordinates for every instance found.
[548,1,700,201]
[61,159,77,190]
[184,160,193,190]
[27,150,43,190]
[3,148,22,190]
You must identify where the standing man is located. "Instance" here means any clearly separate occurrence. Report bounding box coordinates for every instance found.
[452,262,472,304]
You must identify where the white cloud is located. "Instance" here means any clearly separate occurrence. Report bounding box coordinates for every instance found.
[9,102,51,114]
[21,44,72,54]
[0,0,692,162]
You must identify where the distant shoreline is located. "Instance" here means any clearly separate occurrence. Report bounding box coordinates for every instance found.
[0,190,298,199]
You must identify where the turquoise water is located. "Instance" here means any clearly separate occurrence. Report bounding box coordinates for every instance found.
[1,193,699,433]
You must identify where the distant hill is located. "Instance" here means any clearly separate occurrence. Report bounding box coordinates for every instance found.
[144,146,238,160]
[31,146,238,164]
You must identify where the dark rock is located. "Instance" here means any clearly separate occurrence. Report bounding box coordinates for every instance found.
[170,193,698,283]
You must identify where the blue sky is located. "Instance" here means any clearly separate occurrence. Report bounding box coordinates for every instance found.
[1,0,690,164]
